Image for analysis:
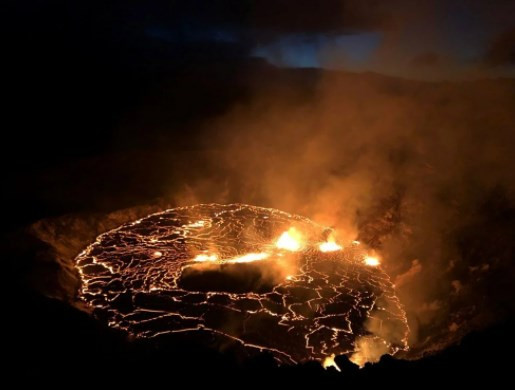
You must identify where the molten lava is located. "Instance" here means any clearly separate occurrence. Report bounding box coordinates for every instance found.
[194,253,219,262]
[225,252,269,263]
[75,204,408,366]
[364,256,380,267]
[322,354,341,372]
[276,227,303,251]
[319,235,343,252]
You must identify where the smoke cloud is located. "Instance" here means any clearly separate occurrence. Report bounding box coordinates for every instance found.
[171,68,515,357]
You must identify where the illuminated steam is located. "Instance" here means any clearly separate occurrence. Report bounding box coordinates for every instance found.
[178,71,515,357]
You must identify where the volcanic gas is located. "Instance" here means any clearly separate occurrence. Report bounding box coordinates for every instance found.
[75,204,408,366]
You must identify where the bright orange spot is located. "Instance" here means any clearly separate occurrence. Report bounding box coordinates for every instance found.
[276,227,303,251]
[322,354,341,372]
[319,235,342,252]
[319,241,342,252]
[225,252,269,263]
[194,253,218,262]
[364,256,380,267]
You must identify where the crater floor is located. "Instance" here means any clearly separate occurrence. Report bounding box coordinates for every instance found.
[76,203,408,364]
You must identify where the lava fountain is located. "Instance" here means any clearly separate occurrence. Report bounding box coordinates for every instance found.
[75,204,408,366]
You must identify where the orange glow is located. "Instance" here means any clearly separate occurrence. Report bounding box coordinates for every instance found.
[352,240,360,245]
[319,235,342,252]
[194,253,218,262]
[276,227,303,251]
[187,220,206,228]
[225,252,269,263]
[153,251,163,258]
[364,256,380,267]
[322,354,341,372]
[319,241,342,252]
[194,252,270,263]
[349,353,366,367]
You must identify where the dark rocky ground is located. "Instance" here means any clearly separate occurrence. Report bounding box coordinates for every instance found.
[6,289,513,384]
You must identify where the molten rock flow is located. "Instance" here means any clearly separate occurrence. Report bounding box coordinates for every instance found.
[75,204,408,365]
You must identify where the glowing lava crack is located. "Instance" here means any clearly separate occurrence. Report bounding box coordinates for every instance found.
[75,204,408,366]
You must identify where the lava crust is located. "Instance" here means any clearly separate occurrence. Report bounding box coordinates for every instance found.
[76,203,408,364]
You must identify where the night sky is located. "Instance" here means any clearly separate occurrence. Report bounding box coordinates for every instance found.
[5,1,513,166]
[7,1,515,78]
